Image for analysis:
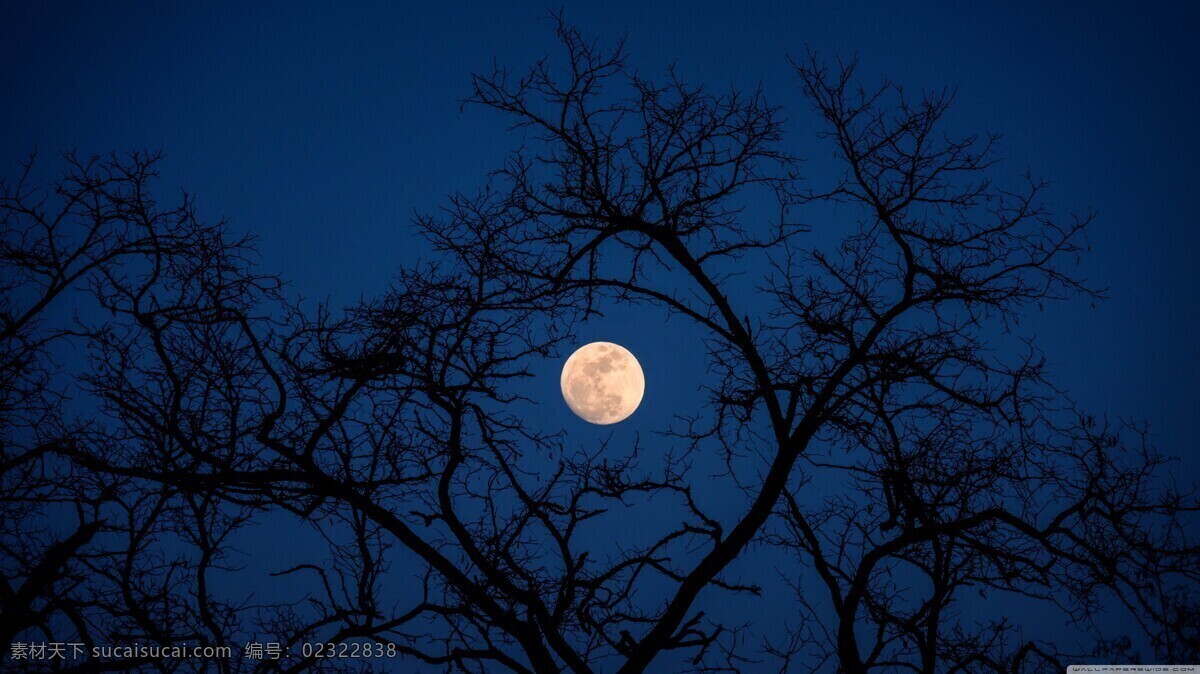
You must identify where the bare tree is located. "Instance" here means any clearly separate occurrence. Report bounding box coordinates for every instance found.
[0,151,275,671]
[3,19,1197,674]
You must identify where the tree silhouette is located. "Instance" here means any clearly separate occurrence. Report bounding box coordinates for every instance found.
[3,19,1198,674]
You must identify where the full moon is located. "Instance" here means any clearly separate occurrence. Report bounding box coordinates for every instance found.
[560,342,645,425]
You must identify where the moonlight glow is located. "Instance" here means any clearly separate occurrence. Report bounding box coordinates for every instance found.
[560,342,645,425]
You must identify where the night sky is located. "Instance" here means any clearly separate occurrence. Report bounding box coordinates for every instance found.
[4,0,1198,664]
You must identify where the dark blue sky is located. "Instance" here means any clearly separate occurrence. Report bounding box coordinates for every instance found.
[4,0,1198,662]
[5,1,1197,452]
